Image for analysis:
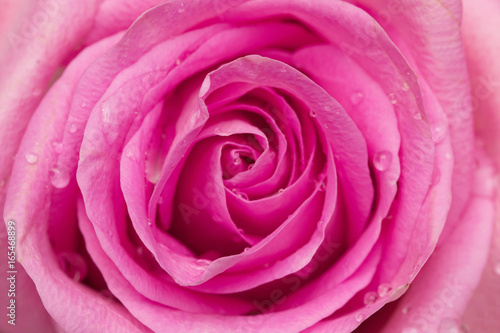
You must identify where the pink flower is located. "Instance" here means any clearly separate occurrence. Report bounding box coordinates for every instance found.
[0,0,498,332]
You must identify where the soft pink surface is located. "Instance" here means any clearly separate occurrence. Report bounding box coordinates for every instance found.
[1,0,497,332]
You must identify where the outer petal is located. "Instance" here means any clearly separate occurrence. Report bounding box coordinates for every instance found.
[0,0,101,219]
[355,153,495,332]
[461,0,500,330]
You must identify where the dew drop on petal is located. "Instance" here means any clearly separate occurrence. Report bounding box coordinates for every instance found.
[431,123,447,143]
[57,251,88,282]
[350,92,364,105]
[50,168,70,188]
[243,247,250,252]
[234,158,241,165]
[309,110,317,117]
[69,123,78,133]
[147,218,152,226]
[413,112,423,120]
[377,283,392,297]
[178,3,185,12]
[355,314,364,322]
[238,192,248,200]
[402,305,411,314]
[52,141,63,154]
[196,258,211,265]
[324,105,331,111]
[25,152,38,164]
[278,188,284,194]
[158,196,164,205]
[402,82,410,92]
[373,151,392,171]
[363,291,378,305]
[388,93,397,104]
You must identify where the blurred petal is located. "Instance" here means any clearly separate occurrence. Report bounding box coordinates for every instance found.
[461,0,500,330]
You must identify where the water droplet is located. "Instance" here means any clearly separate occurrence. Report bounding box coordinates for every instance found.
[278,188,284,194]
[438,318,462,333]
[402,305,411,314]
[176,58,181,66]
[373,151,393,171]
[280,67,287,73]
[402,82,410,92]
[51,141,63,154]
[234,158,241,165]
[355,313,364,322]
[248,164,254,170]
[25,152,38,164]
[69,123,78,133]
[378,283,392,297]
[238,192,248,200]
[178,3,185,12]
[57,251,87,282]
[388,93,397,104]
[49,168,70,188]
[363,291,378,305]
[237,228,245,234]
[158,196,164,205]
[431,123,447,143]
[319,182,326,191]
[494,262,500,275]
[413,112,423,120]
[309,110,317,117]
[324,105,331,111]
[196,258,211,265]
[350,92,364,105]
[243,247,250,252]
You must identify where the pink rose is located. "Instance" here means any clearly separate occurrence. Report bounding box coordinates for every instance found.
[0,0,498,332]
